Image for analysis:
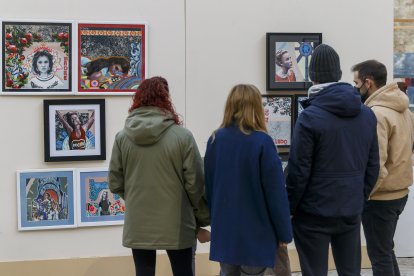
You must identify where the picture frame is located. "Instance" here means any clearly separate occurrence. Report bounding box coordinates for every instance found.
[266,33,322,91]
[262,95,293,147]
[43,99,106,162]
[77,168,125,227]
[1,20,74,95]
[77,22,148,95]
[17,169,76,231]
[294,94,309,124]
[279,152,289,176]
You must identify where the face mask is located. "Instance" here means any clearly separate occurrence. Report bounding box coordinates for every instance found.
[355,80,368,102]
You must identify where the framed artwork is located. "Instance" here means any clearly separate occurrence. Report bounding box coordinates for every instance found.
[17,169,76,231]
[77,168,125,227]
[2,20,73,95]
[263,95,293,147]
[78,22,147,95]
[279,152,289,176]
[294,94,309,123]
[43,99,106,162]
[266,33,322,91]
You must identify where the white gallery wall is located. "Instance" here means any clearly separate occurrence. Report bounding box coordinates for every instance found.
[0,0,393,262]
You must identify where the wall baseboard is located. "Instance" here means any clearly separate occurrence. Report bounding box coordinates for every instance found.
[0,246,371,276]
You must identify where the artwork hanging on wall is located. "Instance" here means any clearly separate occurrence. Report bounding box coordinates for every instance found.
[43,99,106,162]
[279,152,289,176]
[77,168,125,227]
[17,169,76,231]
[1,20,73,95]
[266,33,322,91]
[262,95,292,147]
[294,94,309,123]
[78,22,147,95]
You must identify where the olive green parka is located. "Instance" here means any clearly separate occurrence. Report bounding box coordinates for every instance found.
[109,107,209,249]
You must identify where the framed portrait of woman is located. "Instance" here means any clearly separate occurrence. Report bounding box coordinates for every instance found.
[266,33,322,91]
[77,22,148,95]
[43,99,106,162]
[17,168,76,231]
[77,168,125,227]
[1,20,74,95]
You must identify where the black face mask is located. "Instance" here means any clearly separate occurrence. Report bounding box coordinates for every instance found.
[355,80,368,103]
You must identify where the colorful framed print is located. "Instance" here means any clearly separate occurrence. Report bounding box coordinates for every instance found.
[263,95,293,147]
[2,20,73,95]
[266,33,322,91]
[77,22,147,95]
[294,94,309,123]
[77,168,125,227]
[43,99,106,162]
[17,169,76,231]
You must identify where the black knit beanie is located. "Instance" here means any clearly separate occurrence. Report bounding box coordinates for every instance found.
[309,44,342,83]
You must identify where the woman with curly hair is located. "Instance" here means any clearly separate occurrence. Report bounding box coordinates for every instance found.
[86,56,130,81]
[108,76,210,276]
[30,50,64,89]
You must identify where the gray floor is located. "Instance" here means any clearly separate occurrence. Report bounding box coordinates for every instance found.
[291,257,414,275]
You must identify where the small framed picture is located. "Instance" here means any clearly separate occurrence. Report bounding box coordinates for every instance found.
[17,169,76,231]
[43,99,106,162]
[262,95,293,147]
[77,22,147,95]
[266,33,322,91]
[77,168,125,227]
[2,20,73,95]
[294,94,309,123]
[279,152,289,176]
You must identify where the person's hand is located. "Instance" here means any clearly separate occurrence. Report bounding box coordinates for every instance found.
[279,242,288,248]
[196,228,211,243]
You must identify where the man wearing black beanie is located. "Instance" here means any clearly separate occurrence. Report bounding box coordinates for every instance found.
[286,44,380,275]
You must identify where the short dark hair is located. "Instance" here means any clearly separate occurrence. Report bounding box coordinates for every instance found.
[32,50,54,75]
[351,60,387,88]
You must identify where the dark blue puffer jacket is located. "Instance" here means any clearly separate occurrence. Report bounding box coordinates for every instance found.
[286,82,380,217]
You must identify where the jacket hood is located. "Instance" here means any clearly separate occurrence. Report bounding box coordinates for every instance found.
[304,82,362,117]
[365,82,409,113]
[124,107,175,145]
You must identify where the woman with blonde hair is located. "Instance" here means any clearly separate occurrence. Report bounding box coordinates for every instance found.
[204,84,292,276]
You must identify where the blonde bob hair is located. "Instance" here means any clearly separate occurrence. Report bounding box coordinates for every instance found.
[219,84,267,135]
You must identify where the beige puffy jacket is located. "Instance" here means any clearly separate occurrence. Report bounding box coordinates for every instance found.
[365,82,414,200]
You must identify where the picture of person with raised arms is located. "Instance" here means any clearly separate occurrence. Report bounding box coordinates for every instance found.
[56,110,95,150]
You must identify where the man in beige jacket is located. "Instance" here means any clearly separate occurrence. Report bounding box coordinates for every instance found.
[352,60,413,276]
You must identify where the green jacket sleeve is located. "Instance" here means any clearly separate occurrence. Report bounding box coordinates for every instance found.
[182,133,210,227]
[108,134,125,199]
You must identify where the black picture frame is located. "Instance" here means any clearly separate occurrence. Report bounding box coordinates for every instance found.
[44,99,106,162]
[262,95,293,148]
[294,94,309,124]
[278,152,289,176]
[266,33,322,91]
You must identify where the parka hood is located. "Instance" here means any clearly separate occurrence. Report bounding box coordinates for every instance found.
[304,82,362,117]
[124,107,175,145]
[365,82,409,113]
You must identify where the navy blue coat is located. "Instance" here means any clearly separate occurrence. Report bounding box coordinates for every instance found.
[286,83,380,217]
[204,126,292,267]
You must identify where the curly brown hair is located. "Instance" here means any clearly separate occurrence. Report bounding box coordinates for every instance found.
[86,56,130,77]
[129,76,181,125]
